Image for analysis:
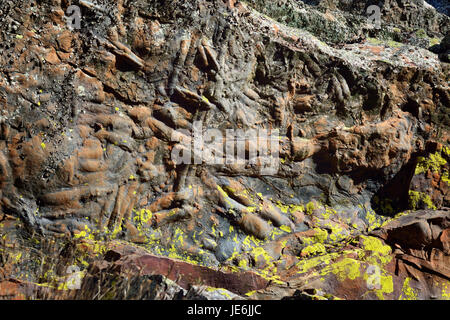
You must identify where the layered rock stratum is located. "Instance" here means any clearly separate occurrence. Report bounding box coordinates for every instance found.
[0,0,449,300]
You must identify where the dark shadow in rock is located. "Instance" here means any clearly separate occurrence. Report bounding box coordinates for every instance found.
[297,0,321,6]
[401,97,420,118]
[370,158,418,217]
[312,149,338,175]
[115,54,141,73]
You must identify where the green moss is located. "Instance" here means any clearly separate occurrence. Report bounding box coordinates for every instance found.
[429,38,441,46]
[244,0,352,44]
[360,236,391,256]
[386,40,403,48]
[367,37,383,45]
[415,28,427,39]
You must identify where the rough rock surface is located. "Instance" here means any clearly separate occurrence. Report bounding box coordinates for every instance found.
[0,0,449,300]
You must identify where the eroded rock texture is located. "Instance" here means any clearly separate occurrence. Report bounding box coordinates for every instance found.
[0,0,449,300]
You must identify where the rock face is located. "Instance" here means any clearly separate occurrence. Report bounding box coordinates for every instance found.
[0,0,448,300]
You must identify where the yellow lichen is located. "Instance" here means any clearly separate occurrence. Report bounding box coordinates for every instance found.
[415,151,447,175]
[360,236,391,257]
[415,147,449,185]
[374,275,394,300]
[306,202,315,215]
[301,243,326,257]
[408,190,437,210]
[245,290,257,297]
[251,246,273,266]
[279,225,291,233]
[399,277,418,300]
